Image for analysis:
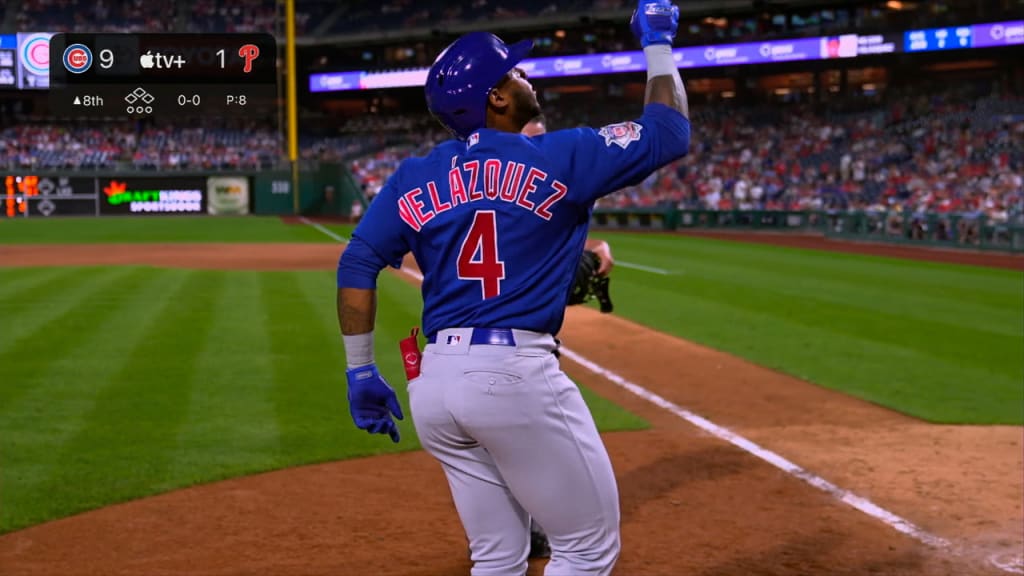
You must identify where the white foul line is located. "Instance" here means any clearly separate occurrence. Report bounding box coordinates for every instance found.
[616,261,671,275]
[557,347,955,550]
[303,218,1016,574]
[298,216,348,243]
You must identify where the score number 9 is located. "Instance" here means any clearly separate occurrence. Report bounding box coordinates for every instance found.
[99,49,114,69]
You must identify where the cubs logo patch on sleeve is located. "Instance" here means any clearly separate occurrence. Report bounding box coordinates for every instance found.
[598,121,643,149]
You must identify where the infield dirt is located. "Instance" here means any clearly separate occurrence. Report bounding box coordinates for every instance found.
[0,239,1019,576]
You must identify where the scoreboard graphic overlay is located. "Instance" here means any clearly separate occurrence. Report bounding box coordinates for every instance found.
[49,33,276,118]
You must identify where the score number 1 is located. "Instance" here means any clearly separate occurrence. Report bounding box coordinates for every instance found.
[215,45,260,72]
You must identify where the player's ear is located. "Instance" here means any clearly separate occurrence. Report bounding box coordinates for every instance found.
[487,85,510,112]
[488,73,513,112]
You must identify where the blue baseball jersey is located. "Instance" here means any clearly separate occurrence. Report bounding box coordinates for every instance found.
[339,103,690,338]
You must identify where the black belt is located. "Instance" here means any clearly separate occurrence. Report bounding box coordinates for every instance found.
[426,328,517,347]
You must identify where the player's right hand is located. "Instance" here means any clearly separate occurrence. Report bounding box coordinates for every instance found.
[345,364,405,443]
[631,0,680,47]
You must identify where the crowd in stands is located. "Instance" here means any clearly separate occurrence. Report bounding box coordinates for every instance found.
[0,122,282,170]
[188,0,278,34]
[594,85,1023,223]
[13,0,318,35]
[339,83,1023,222]
[327,0,609,36]
[15,0,176,33]
[2,83,1019,221]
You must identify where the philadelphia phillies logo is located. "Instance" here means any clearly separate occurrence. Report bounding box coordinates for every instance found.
[62,43,92,74]
[238,44,259,73]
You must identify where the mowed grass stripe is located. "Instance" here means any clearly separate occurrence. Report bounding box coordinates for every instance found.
[167,271,282,484]
[262,271,390,462]
[33,271,226,527]
[591,233,1023,423]
[616,272,1020,423]
[600,233,1022,354]
[0,267,140,409]
[260,269,424,456]
[653,270,1018,377]
[0,267,184,533]
[0,267,81,303]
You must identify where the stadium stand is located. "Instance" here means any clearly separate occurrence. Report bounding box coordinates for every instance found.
[188,0,277,34]
[2,0,1019,224]
[0,122,282,171]
[16,0,178,33]
[339,82,1023,222]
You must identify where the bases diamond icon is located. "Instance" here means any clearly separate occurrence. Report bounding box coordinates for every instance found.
[125,87,152,104]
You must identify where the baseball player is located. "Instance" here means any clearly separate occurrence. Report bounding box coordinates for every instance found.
[336,2,689,574]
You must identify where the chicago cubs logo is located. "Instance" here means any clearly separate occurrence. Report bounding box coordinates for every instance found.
[598,121,643,149]
[19,33,52,76]
[62,43,92,74]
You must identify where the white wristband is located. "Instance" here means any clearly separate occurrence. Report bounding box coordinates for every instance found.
[343,331,374,368]
[644,44,679,81]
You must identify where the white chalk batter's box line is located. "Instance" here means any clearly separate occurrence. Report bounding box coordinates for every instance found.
[305,218,1020,575]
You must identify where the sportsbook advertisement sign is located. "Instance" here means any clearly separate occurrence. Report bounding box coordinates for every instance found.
[206,176,250,215]
[99,177,206,215]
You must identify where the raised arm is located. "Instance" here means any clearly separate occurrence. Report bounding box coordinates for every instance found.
[632,1,688,118]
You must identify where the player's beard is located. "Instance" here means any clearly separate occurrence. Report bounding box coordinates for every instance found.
[512,88,543,132]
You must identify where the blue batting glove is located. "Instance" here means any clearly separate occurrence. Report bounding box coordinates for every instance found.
[631,0,680,47]
[345,364,404,443]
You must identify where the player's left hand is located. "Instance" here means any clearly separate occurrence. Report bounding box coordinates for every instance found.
[345,364,404,443]
[631,0,680,47]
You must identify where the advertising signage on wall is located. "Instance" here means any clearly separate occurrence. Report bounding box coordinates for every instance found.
[27,197,96,217]
[206,176,250,215]
[16,32,52,89]
[0,34,16,89]
[99,177,206,215]
[3,174,95,218]
[310,19,1023,93]
[3,175,246,218]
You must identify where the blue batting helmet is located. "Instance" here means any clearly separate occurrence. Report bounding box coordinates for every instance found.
[425,32,533,140]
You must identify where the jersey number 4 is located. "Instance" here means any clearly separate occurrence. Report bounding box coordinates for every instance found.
[457,210,506,299]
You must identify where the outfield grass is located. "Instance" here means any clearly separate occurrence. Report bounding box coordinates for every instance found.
[251,221,1024,424]
[0,265,645,534]
[0,215,330,243]
[586,232,1024,425]
[3,216,1019,533]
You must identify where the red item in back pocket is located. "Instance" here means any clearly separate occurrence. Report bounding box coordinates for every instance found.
[399,327,422,381]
